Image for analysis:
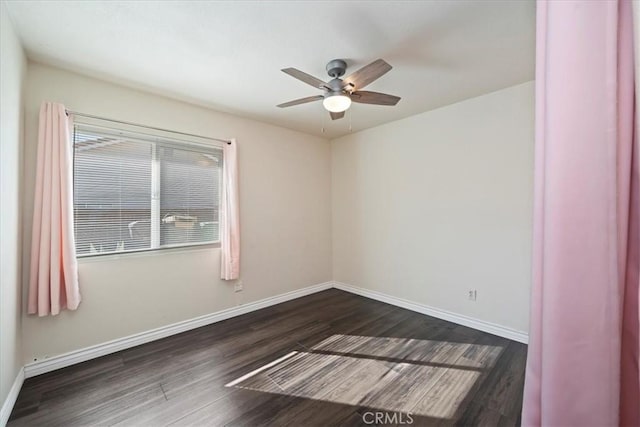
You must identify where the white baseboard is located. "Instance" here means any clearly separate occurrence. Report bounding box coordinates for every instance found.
[23,281,334,378]
[22,279,527,382]
[332,281,529,344]
[1,367,24,427]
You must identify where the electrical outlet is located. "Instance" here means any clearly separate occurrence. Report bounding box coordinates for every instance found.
[234,281,243,293]
[468,290,477,301]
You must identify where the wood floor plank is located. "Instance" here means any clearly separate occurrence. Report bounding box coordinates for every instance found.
[486,342,528,417]
[8,290,527,427]
[410,364,482,419]
[112,383,229,426]
[221,392,310,426]
[159,322,331,399]
[238,352,339,393]
[167,389,274,426]
[9,381,165,427]
[263,396,361,427]
[456,342,528,425]
[9,352,125,414]
[319,358,403,407]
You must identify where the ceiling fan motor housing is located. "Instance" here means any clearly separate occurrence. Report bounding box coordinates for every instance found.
[326,78,346,97]
[326,59,347,79]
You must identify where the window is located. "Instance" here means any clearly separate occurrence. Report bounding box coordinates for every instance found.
[73,123,222,257]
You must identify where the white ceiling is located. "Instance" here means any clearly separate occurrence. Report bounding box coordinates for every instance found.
[5,0,535,139]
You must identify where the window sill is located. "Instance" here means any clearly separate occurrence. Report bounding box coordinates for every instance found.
[76,242,220,263]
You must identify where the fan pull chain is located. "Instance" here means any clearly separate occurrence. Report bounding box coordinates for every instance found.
[321,104,326,134]
[349,108,353,133]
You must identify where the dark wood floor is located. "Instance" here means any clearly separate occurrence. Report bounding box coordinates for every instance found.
[8,289,527,426]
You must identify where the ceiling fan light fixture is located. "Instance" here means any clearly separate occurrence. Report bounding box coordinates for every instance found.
[323,93,351,113]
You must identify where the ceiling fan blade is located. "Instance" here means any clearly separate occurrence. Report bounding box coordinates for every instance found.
[343,59,392,90]
[281,68,328,89]
[330,111,345,120]
[351,91,401,106]
[277,95,324,108]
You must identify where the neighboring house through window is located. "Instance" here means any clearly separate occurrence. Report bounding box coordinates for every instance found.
[72,123,222,256]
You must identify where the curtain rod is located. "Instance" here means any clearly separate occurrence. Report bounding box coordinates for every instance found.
[65,110,232,145]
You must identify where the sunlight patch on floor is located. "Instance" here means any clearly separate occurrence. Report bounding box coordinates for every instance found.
[225,335,504,419]
[310,334,503,368]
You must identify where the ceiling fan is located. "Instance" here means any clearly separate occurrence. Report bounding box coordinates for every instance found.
[277,59,401,120]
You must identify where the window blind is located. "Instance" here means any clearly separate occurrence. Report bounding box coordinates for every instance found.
[159,147,220,246]
[73,124,222,256]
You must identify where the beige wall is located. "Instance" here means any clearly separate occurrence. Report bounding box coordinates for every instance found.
[21,63,332,362]
[331,82,534,333]
[18,62,532,364]
[0,1,27,406]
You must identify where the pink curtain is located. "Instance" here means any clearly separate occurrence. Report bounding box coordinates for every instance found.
[28,102,81,316]
[220,138,240,280]
[522,1,639,425]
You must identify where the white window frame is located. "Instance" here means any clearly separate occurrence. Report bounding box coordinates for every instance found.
[72,121,224,258]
